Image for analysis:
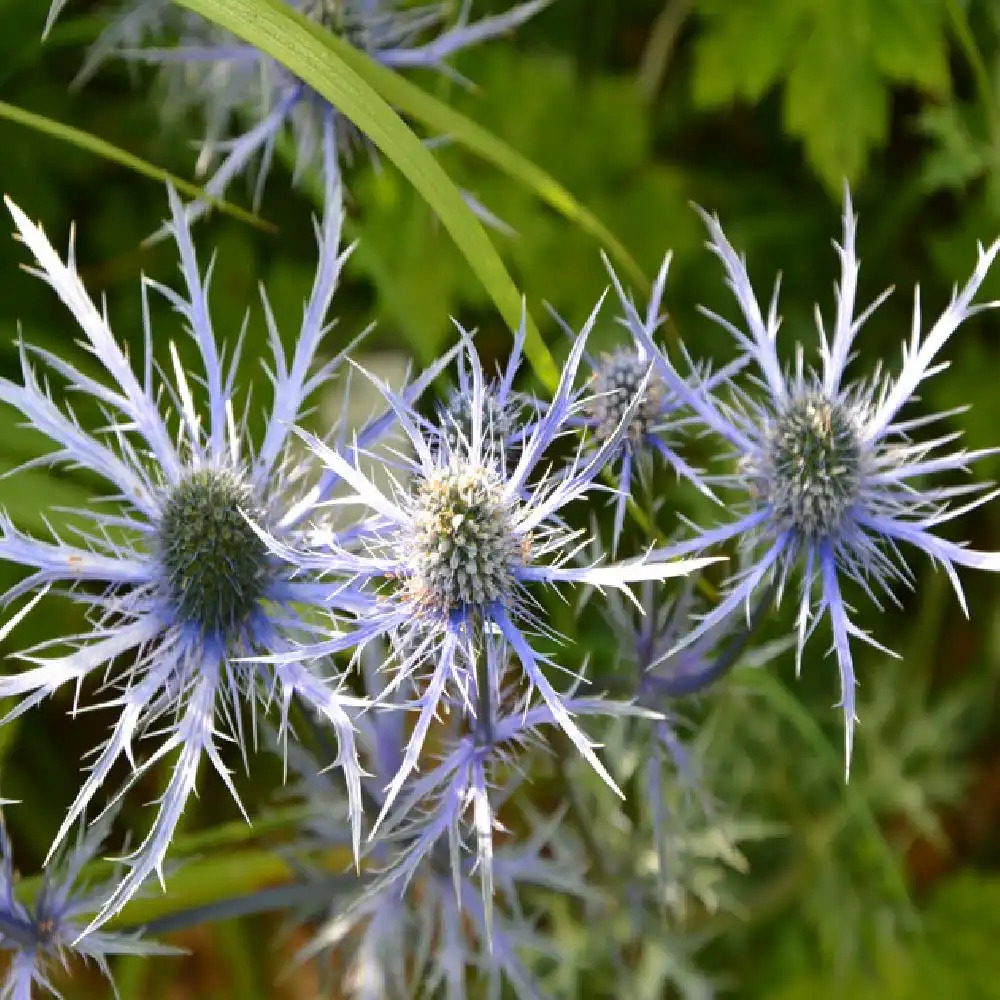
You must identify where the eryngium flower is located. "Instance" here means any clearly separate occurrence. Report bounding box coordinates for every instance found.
[572,255,735,550]
[437,318,536,467]
[364,632,655,948]
[0,811,175,999]
[258,314,719,832]
[305,813,582,1000]
[0,187,369,928]
[633,188,1000,771]
[598,578,792,897]
[53,0,549,221]
[284,643,588,1000]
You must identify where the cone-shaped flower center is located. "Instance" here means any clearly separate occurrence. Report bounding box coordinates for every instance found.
[410,464,522,613]
[31,911,58,947]
[158,468,270,635]
[588,348,664,444]
[766,392,861,538]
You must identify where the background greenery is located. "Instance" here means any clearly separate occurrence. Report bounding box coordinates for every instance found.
[3,0,1000,996]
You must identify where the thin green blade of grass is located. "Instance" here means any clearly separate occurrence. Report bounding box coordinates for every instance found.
[0,100,275,233]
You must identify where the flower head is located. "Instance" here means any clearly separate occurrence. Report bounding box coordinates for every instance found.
[586,346,668,445]
[632,187,1000,772]
[571,257,740,550]
[305,803,581,1000]
[0,811,175,999]
[0,185,380,928]
[437,319,535,467]
[257,309,719,838]
[283,643,588,1000]
[55,0,549,223]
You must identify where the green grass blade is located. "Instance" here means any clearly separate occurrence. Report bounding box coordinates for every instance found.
[0,101,274,232]
[173,0,560,390]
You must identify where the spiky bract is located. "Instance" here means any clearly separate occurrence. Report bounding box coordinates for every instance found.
[254,306,719,848]
[0,811,174,1000]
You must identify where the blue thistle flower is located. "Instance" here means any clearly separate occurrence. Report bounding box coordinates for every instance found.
[305,808,582,1000]
[0,810,176,999]
[283,642,589,1000]
[436,318,537,466]
[568,256,743,551]
[601,580,708,770]
[598,577,792,900]
[51,0,550,223]
[0,185,379,929]
[625,187,1000,773]
[367,633,652,944]
[256,312,720,836]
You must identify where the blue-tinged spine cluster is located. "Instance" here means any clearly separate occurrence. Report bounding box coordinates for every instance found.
[0,810,176,999]
[627,190,1000,771]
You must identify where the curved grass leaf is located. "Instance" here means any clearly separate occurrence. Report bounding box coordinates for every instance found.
[15,841,356,931]
[12,804,316,909]
[173,0,560,390]
[11,846,294,927]
[0,101,274,232]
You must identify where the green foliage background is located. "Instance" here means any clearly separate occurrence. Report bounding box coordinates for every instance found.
[2,0,1000,996]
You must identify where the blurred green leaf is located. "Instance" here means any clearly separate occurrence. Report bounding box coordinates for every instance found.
[765,873,1000,999]
[349,170,468,360]
[349,53,700,345]
[741,670,912,909]
[919,103,994,192]
[318,22,650,292]
[693,0,950,190]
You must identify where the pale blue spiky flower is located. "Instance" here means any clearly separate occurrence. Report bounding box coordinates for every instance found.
[363,634,654,948]
[437,318,537,465]
[0,184,374,930]
[629,187,1000,772]
[598,577,793,902]
[283,642,590,1000]
[256,311,720,841]
[565,259,744,550]
[0,809,176,1000]
[304,810,584,1000]
[47,0,549,223]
